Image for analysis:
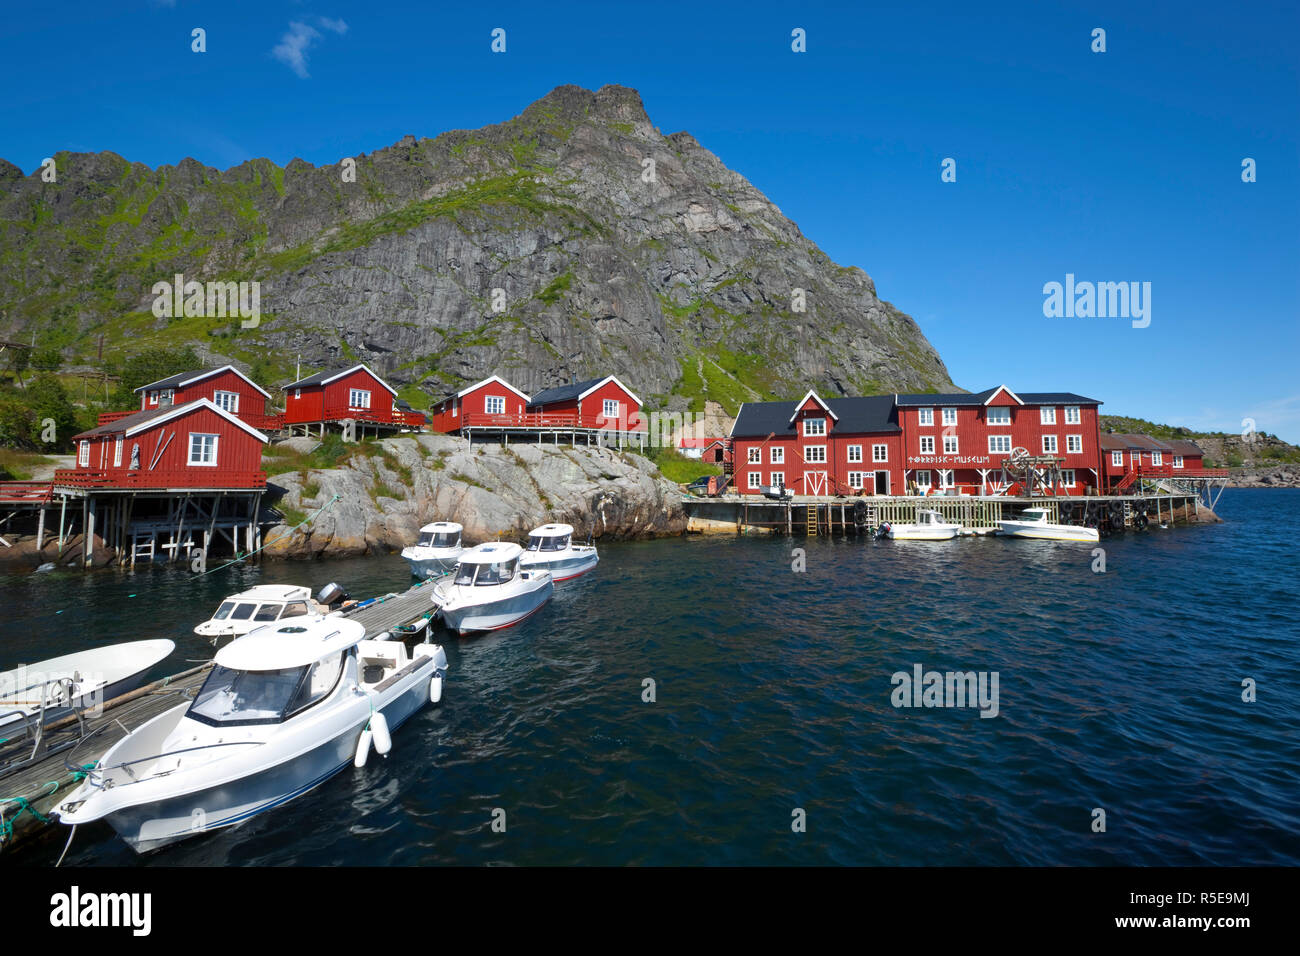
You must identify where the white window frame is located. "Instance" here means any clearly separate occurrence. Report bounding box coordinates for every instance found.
[804,445,827,464]
[938,469,955,489]
[78,440,90,467]
[941,407,957,426]
[748,447,761,464]
[847,444,863,463]
[1173,455,1184,469]
[349,388,371,410]
[748,471,761,489]
[770,472,785,488]
[188,433,219,467]
[919,435,935,455]
[986,407,1010,426]
[1040,407,1056,425]
[1112,450,1123,467]
[1066,435,1083,454]
[804,417,826,437]
[872,444,888,463]
[770,446,784,464]
[847,471,865,490]
[485,395,506,415]
[918,408,934,426]
[989,435,1012,455]
[113,436,123,467]
[1064,406,1081,425]
[1060,469,1076,487]
[915,469,932,490]
[214,390,239,414]
[602,398,620,419]
[943,435,959,455]
[1042,435,1058,454]
[1151,451,1163,466]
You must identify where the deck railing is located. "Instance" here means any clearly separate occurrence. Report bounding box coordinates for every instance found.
[289,406,425,429]
[53,468,267,490]
[0,481,55,503]
[460,411,646,431]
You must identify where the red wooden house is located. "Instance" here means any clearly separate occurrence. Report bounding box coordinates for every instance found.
[893,386,1103,496]
[131,366,277,430]
[282,364,419,435]
[56,398,269,490]
[1100,433,1210,491]
[526,376,646,434]
[429,375,531,433]
[730,391,904,496]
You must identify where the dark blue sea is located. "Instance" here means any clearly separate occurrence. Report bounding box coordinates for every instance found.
[4,489,1297,865]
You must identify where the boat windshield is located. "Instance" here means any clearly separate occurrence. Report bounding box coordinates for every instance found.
[252,603,283,622]
[418,531,459,549]
[212,601,258,622]
[188,653,344,727]
[527,534,570,552]
[454,559,518,586]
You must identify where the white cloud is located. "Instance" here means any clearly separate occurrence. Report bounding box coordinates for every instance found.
[272,17,349,79]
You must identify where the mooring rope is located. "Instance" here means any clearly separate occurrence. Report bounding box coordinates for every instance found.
[193,493,341,578]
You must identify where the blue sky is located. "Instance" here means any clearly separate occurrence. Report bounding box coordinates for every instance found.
[1,1,1297,439]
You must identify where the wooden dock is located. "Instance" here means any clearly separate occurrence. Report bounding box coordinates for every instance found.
[0,575,447,855]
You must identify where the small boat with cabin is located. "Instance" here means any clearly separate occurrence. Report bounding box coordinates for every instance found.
[401,522,465,578]
[54,616,448,853]
[193,585,329,641]
[881,509,963,541]
[996,507,1100,542]
[429,542,553,635]
[518,523,598,581]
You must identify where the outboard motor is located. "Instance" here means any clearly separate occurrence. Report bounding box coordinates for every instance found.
[316,582,349,607]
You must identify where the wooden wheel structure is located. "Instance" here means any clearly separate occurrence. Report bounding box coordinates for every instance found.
[1000,448,1068,497]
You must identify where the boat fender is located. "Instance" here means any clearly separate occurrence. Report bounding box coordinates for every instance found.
[354,729,373,768]
[370,711,392,756]
[429,673,444,704]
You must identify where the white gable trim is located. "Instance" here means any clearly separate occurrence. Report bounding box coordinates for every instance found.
[576,375,643,408]
[457,375,530,403]
[124,398,269,443]
[135,365,273,400]
[982,384,1024,406]
[319,364,398,397]
[787,390,838,423]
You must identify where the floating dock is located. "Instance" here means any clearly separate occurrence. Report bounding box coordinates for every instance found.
[0,575,445,854]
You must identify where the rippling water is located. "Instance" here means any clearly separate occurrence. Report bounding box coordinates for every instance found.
[5,489,1298,866]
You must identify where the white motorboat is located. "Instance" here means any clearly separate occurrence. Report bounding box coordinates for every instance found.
[55,616,448,853]
[1,640,175,729]
[429,542,553,635]
[194,585,329,641]
[401,522,465,578]
[519,523,598,581]
[997,507,1099,542]
[882,509,962,541]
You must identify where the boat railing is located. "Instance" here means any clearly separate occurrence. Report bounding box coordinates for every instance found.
[0,677,87,772]
[76,739,267,789]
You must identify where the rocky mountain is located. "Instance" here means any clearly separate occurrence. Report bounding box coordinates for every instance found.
[0,84,953,412]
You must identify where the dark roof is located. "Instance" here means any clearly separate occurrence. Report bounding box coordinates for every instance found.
[134,369,204,392]
[527,378,604,407]
[1099,432,1174,452]
[1163,439,1204,456]
[73,401,200,439]
[283,367,358,389]
[731,396,899,438]
[894,387,1101,407]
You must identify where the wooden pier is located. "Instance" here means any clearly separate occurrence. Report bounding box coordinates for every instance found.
[0,576,447,854]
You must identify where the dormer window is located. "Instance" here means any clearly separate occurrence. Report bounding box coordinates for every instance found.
[804,417,826,437]
[987,407,1010,425]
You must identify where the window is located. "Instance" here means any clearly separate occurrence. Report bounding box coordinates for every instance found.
[770,447,784,464]
[1173,455,1184,469]
[189,433,219,466]
[293,389,301,400]
[938,469,955,488]
[1042,435,1058,454]
[113,436,123,467]
[941,408,957,426]
[987,407,1010,425]
[349,389,371,409]
[918,408,934,426]
[1151,451,1163,466]
[1060,469,1076,487]
[989,435,1011,454]
[1067,435,1083,454]
[1112,450,1123,467]
[748,447,761,464]
[804,418,826,437]
[919,436,935,454]
[805,446,827,463]
[187,652,344,728]
[603,399,620,419]
[1064,406,1081,424]
[78,440,89,467]
[872,444,888,463]
[485,395,506,415]
[915,470,932,490]
[748,472,761,489]
[214,390,239,413]
[420,530,461,549]
[943,435,959,455]
[1040,407,1056,425]
[527,534,570,552]
[847,444,863,463]
[770,472,785,487]
[847,471,865,489]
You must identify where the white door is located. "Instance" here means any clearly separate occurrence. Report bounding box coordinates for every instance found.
[804,471,827,496]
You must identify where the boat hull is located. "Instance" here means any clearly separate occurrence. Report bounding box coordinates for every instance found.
[519,550,598,581]
[997,522,1099,542]
[438,577,553,635]
[886,526,961,541]
[401,547,462,579]
[0,640,174,729]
